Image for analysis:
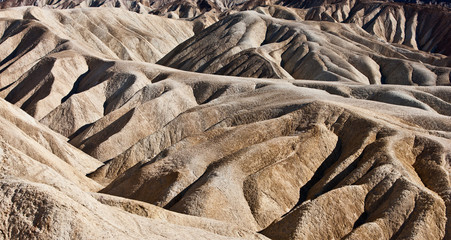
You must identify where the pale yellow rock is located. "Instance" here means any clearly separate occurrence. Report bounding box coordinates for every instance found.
[0,3,449,240]
[158,11,450,85]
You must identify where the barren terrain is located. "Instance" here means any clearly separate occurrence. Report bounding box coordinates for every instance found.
[0,1,450,239]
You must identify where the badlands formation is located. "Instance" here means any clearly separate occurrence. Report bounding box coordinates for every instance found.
[0,0,450,239]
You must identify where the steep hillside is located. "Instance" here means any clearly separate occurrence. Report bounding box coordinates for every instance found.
[0,0,148,11]
[158,11,450,84]
[2,52,450,239]
[0,0,251,16]
[3,44,451,239]
[0,4,450,240]
[266,0,451,55]
[1,43,450,238]
[0,7,195,120]
[2,0,449,55]
[0,6,195,63]
[0,99,267,239]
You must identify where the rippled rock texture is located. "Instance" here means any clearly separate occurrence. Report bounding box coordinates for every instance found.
[0,2,450,240]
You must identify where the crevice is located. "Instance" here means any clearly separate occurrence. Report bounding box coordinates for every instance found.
[201,86,228,104]
[353,211,368,229]
[61,69,89,103]
[319,150,366,197]
[163,170,209,210]
[341,211,369,239]
[287,139,342,214]
[0,19,28,42]
[103,73,137,115]
[61,60,115,103]
[389,196,417,240]
[75,108,136,154]
[22,74,55,116]
[151,72,170,83]
[5,58,56,105]
[0,26,47,74]
[0,80,17,93]
[67,122,94,141]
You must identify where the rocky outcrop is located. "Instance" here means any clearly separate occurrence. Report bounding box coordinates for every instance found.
[158,11,450,84]
[2,0,449,55]
[0,6,194,64]
[0,4,450,240]
[0,0,150,12]
[2,56,450,238]
[0,0,251,16]
[3,48,450,238]
[0,178,268,239]
[0,98,102,191]
[0,7,195,125]
[266,0,451,55]
[0,100,267,239]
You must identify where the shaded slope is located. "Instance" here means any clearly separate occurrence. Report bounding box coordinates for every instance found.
[0,0,152,12]
[0,6,194,65]
[3,0,449,56]
[266,0,451,55]
[0,99,267,240]
[0,5,450,240]
[158,11,450,85]
[3,48,449,238]
[0,6,195,123]
[0,98,102,191]
[0,0,251,17]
